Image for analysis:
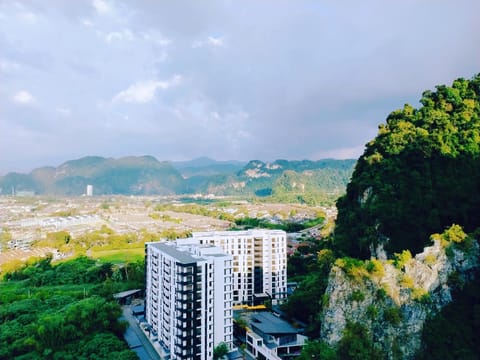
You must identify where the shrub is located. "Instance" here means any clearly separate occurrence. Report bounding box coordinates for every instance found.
[393,250,412,270]
[366,259,385,278]
[443,224,467,244]
[337,322,383,360]
[400,274,414,289]
[350,290,365,302]
[366,305,379,320]
[411,287,428,301]
[376,288,387,300]
[384,307,402,325]
[335,257,369,281]
[424,254,436,266]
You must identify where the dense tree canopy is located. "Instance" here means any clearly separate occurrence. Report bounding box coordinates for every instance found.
[335,74,480,258]
[0,256,143,359]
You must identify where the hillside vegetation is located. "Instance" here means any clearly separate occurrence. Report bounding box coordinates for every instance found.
[335,74,480,258]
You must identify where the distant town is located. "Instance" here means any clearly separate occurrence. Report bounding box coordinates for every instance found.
[0,190,334,359]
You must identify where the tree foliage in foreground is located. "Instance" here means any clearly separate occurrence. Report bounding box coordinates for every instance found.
[335,74,480,258]
[0,256,142,359]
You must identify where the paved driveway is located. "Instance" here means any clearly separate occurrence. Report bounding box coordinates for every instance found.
[121,306,160,360]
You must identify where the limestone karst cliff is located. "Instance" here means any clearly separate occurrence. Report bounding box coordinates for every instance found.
[320,226,479,359]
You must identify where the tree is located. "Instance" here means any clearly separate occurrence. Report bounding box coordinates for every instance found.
[298,340,336,360]
[213,342,229,360]
[335,73,480,258]
[337,322,382,360]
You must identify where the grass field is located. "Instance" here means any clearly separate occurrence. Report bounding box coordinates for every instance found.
[90,247,145,263]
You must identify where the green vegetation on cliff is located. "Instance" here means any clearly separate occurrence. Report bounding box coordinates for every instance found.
[335,74,480,258]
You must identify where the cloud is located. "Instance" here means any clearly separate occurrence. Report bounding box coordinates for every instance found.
[92,0,111,15]
[112,75,182,104]
[104,29,134,42]
[56,107,71,116]
[12,91,35,105]
[141,31,171,46]
[81,18,94,27]
[0,0,479,172]
[192,36,225,48]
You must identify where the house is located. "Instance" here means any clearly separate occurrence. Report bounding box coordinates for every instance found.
[245,312,307,360]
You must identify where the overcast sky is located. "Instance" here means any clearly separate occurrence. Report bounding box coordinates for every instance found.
[1,0,479,174]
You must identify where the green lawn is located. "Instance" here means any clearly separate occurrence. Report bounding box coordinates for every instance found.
[90,247,145,263]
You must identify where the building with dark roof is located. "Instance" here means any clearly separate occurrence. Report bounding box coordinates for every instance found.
[245,312,308,360]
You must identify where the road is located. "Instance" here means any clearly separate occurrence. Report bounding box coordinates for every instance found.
[121,306,160,360]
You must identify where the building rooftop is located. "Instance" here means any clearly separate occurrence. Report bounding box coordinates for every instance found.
[113,289,142,300]
[249,312,299,335]
[149,242,198,264]
[149,242,229,263]
[192,229,286,237]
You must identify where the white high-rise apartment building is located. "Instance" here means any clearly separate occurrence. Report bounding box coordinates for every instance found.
[145,242,233,360]
[179,229,287,305]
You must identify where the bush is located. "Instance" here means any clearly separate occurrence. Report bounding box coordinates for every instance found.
[335,257,368,281]
[384,307,402,325]
[411,287,428,301]
[400,274,415,289]
[393,250,412,270]
[365,259,385,278]
[424,254,436,266]
[376,287,387,300]
[366,305,378,320]
[337,322,383,360]
[350,290,365,302]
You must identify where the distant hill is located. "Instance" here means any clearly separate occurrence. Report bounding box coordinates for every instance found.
[0,156,356,201]
[0,156,185,196]
[172,157,246,178]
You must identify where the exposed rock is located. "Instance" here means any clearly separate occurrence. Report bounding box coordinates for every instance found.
[320,238,479,359]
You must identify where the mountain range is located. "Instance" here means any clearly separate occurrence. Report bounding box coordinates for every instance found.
[0,156,355,201]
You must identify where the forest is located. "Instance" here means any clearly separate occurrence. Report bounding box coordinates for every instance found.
[335,74,480,258]
[0,256,144,359]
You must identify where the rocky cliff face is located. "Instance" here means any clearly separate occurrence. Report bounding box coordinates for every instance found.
[320,235,479,359]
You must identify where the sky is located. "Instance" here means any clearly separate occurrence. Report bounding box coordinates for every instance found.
[1,0,479,174]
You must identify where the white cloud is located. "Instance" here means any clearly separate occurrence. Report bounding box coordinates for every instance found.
[82,18,94,27]
[105,29,134,42]
[207,36,224,47]
[141,31,171,46]
[192,36,225,49]
[92,0,111,15]
[112,75,182,104]
[12,91,35,105]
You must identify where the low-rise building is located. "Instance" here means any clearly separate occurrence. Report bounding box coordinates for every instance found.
[245,312,308,360]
